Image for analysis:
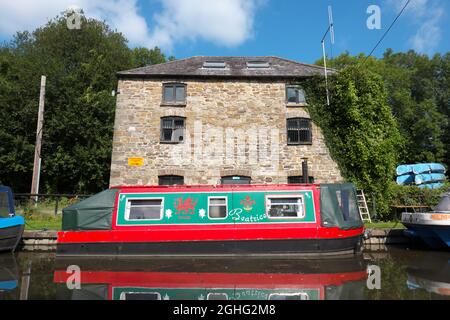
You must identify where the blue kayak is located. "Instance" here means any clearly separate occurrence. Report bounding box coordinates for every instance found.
[415,173,446,185]
[396,174,415,185]
[0,186,24,252]
[396,163,446,176]
[418,182,445,190]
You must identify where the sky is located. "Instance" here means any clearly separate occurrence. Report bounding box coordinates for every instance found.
[0,0,449,64]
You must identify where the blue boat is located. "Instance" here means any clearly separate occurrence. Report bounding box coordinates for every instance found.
[402,193,450,249]
[0,186,24,252]
[418,182,445,190]
[396,163,446,176]
[415,173,446,185]
[396,174,415,185]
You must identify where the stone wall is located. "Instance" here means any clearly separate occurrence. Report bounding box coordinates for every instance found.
[110,78,343,186]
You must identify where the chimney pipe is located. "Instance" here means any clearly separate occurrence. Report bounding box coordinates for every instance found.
[302,158,309,184]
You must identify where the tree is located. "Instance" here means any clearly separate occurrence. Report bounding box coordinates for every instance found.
[0,13,169,193]
[304,65,403,216]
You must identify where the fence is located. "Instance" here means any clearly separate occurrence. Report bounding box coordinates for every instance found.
[14,193,92,216]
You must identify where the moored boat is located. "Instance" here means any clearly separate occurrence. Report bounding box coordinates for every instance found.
[401,193,450,249]
[57,183,365,257]
[0,186,24,252]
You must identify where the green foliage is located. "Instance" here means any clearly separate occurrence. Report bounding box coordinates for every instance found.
[0,13,169,193]
[304,65,403,217]
[319,50,449,169]
[389,183,448,208]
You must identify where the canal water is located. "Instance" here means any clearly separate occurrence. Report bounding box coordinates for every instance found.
[0,248,449,300]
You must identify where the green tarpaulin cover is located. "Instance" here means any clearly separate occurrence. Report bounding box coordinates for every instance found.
[62,189,118,231]
[320,183,363,230]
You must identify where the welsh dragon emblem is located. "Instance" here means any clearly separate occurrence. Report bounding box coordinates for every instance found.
[174,197,198,216]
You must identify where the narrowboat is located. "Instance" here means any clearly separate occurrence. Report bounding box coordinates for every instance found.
[0,186,24,252]
[401,193,450,249]
[57,183,365,256]
[54,256,367,300]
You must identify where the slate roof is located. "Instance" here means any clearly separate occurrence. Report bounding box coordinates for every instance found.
[117,56,330,79]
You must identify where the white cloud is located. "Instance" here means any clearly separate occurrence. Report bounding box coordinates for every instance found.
[0,0,262,50]
[386,0,445,54]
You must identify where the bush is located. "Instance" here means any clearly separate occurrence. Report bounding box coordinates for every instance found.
[371,182,449,221]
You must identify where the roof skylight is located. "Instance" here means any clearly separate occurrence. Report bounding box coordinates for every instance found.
[203,61,226,69]
[247,61,270,69]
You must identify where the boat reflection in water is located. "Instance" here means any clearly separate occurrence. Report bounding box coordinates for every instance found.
[0,253,19,300]
[407,252,450,297]
[54,256,368,300]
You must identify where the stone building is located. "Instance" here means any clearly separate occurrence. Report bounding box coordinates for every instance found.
[110,56,343,186]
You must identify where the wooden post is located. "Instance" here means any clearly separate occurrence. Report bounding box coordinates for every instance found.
[31,76,46,203]
[20,261,32,300]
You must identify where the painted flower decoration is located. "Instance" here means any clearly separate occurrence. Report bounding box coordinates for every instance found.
[165,209,173,219]
[199,208,206,219]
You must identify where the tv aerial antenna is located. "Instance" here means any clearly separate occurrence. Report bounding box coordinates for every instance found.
[321,5,335,106]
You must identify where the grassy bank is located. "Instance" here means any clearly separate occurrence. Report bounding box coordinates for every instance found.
[365,221,405,229]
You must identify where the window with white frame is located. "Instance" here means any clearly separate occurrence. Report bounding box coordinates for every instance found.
[208,197,228,219]
[266,196,305,219]
[268,292,309,300]
[126,199,163,220]
[120,292,161,300]
[207,293,228,300]
[286,85,306,104]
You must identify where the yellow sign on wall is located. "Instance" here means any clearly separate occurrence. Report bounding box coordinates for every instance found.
[128,157,144,167]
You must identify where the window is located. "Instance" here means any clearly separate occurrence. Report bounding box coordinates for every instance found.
[288,176,315,184]
[286,86,306,104]
[161,117,185,143]
[126,199,163,220]
[268,293,309,300]
[221,176,251,185]
[266,196,305,219]
[247,61,270,69]
[336,190,360,222]
[208,197,228,219]
[203,61,226,69]
[163,83,186,103]
[287,118,312,145]
[0,192,10,217]
[159,175,184,186]
[120,292,161,300]
[207,293,228,300]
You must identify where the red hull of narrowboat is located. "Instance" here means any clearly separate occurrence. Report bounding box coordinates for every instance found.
[57,184,365,256]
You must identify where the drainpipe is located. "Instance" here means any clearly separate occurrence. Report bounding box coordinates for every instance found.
[302,158,309,184]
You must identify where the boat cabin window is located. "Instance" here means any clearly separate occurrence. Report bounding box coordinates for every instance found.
[120,292,161,300]
[266,196,305,219]
[335,190,360,222]
[208,197,228,219]
[126,199,163,221]
[0,191,10,217]
[268,293,309,300]
[207,293,228,300]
